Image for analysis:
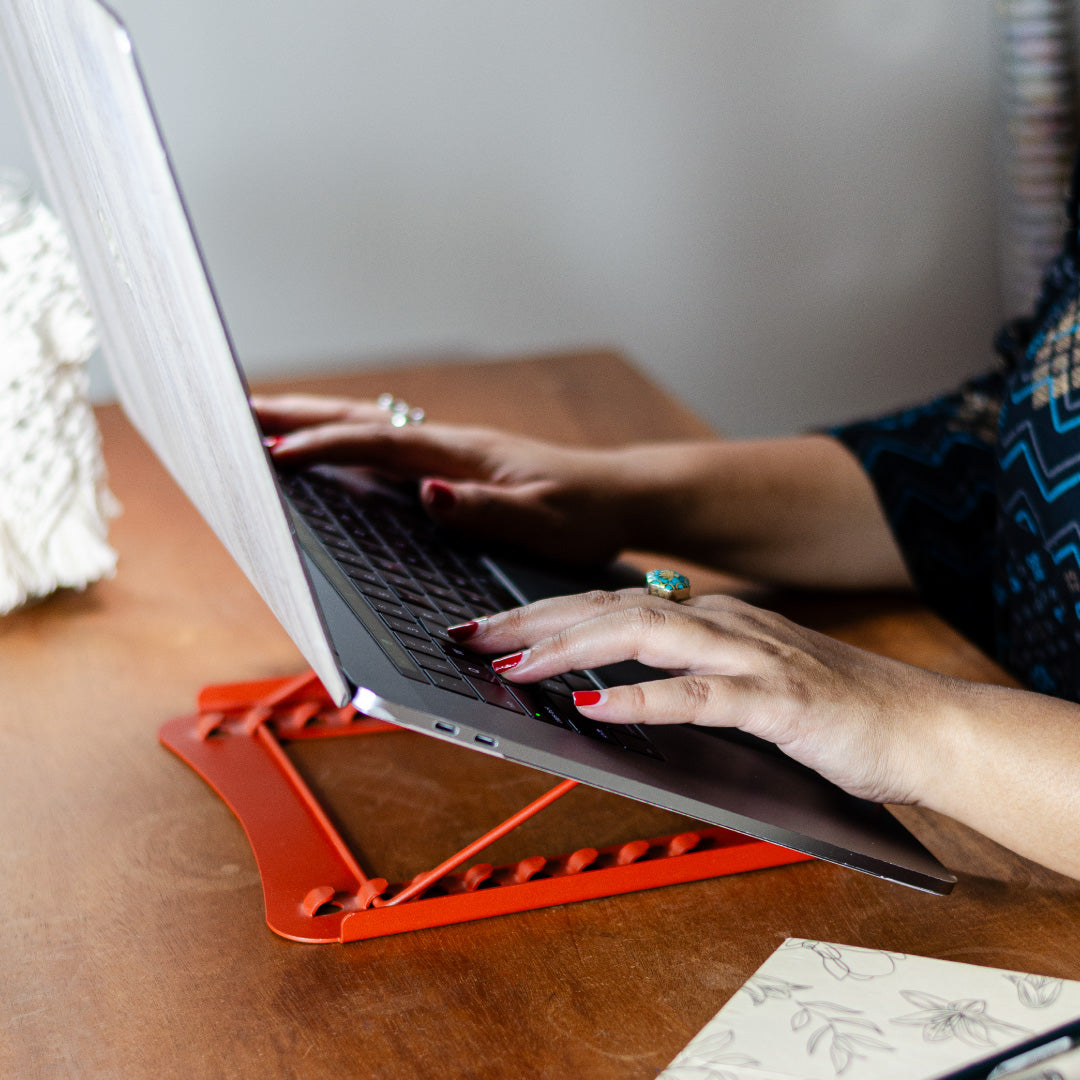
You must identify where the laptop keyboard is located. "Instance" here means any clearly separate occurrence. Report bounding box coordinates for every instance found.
[278,469,662,760]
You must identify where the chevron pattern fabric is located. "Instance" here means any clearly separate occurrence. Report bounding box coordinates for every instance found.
[995,279,1080,698]
[832,177,1080,701]
[832,375,1002,664]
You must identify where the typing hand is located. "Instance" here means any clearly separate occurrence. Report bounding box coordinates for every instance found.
[451,588,957,806]
[252,392,647,565]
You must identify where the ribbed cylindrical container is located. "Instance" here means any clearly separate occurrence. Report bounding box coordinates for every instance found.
[994,0,1080,317]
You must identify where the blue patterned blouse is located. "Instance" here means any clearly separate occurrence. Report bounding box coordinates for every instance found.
[833,167,1080,702]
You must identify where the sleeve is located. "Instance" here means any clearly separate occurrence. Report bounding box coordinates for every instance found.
[829,370,1004,656]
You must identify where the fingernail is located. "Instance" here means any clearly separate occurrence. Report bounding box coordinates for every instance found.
[573,689,607,708]
[262,435,283,449]
[491,650,527,673]
[423,479,457,512]
[447,618,485,642]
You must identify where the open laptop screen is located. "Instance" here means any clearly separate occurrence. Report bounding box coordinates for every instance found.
[0,0,349,702]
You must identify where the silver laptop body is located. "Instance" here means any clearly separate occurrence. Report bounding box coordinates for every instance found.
[0,0,955,894]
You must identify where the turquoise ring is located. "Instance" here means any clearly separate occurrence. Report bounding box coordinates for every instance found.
[645,568,691,601]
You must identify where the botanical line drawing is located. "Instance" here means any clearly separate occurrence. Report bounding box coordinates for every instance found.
[739,973,812,1007]
[665,1025,760,1080]
[1005,973,1064,1009]
[891,991,1031,1047]
[791,999,894,1075]
[782,939,907,982]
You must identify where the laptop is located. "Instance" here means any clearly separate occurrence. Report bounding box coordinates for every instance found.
[0,0,956,894]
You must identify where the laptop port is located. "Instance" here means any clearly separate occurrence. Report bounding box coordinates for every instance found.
[434,721,458,735]
[474,734,497,748]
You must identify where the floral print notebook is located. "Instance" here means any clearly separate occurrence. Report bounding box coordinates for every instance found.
[660,939,1080,1080]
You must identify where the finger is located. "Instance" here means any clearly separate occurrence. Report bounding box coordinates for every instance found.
[482,602,762,683]
[575,666,913,803]
[450,589,653,649]
[570,673,761,728]
[268,420,495,479]
[453,588,749,653]
[251,394,386,433]
[419,477,567,551]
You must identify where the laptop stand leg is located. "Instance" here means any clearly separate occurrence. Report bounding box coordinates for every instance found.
[377,778,579,908]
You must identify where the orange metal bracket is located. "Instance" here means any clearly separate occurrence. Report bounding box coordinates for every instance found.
[159,672,813,942]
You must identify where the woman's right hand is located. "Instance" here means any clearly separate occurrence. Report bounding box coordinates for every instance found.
[450,587,1080,880]
[252,393,654,565]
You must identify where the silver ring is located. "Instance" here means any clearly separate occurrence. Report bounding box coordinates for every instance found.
[377,392,425,427]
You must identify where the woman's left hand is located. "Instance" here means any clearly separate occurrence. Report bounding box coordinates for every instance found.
[453,589,963,806]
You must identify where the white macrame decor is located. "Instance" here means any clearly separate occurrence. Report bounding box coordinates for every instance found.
[0,169,118,614]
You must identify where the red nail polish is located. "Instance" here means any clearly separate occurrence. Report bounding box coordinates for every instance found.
[447,620,480,642]
[424,479,457,512]
[573,690,604,708]
[491,651,524,673]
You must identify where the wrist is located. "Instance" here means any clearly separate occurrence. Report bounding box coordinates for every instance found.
[603,441,722,557]
[897,673,982,812]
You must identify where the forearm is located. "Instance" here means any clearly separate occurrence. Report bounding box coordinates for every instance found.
[913,681,1080,879]
[258,394,910,587]
[615,434,911,589]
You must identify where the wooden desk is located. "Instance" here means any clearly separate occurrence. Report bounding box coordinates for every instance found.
[3,351,1079,1079]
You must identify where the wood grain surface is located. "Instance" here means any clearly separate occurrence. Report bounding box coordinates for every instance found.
[3,351,1078,1080]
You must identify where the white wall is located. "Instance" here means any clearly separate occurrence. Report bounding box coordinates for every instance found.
[0,0,1002,437]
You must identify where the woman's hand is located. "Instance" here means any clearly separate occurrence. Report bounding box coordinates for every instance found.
[253,393,649,565]
[253,392,910,588]
[452,588,949,805]
[452,588,1080,879]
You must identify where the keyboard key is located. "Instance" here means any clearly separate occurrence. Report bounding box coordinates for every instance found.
[346,566,385,590]
[394,632,444,659]
[358,584,399,605]
[525,693,580,732]
[472,679,526,713]
[455,585,488,606]
[438,641,475,663]
[579,719,619,744]
[425,581,460,603]
[410,651,459,677]
[323,536,360,558]
[352,536,389,558]
[412,565,444,586]
[365,561,397,579]
[370,599,415,622]
[425,669,479,698]
[538,677,572,699]
[394,587,440,614]
[450,657,497,683]
[420,615,453,641]
[379,568,419,590]
[340,520,379,545]
[333,547,373,569]
[383,614,423,636]
[292,499,326,520]
[439,600,476,623]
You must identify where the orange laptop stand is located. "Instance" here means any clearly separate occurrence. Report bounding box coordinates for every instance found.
[159,671,813,942]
